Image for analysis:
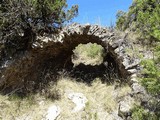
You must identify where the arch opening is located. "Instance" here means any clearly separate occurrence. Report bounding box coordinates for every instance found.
[35,34,125,85]
[0,33,130,94]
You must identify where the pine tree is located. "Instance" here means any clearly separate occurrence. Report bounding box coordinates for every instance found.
[116,0,160,42]
[0,0,78,57]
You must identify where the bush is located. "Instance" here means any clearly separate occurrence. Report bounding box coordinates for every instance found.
[85,43,105,58]
[131,106,157,120]
[116,0,160,42]
[140,59,160,95]
[72,43,105,66]
[0,0,78,58]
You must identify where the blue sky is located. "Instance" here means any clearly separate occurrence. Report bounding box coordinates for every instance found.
[67,0,132,26]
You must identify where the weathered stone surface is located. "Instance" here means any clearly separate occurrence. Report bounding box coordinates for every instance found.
[118,95,135,118]
[130,77,138,83]
[110,39,124,49]
[143,51,154,59]
[125,62,139,70]
[68,92,88,113]
[33,23,139,78]
[130,74,137,78]
[107,113,123,120]
[122,58,130,68]
[0,23,141,93]
[114,46,124,54]
[46,105,61,120]
[131,83,146,94]
[127,69,137,74]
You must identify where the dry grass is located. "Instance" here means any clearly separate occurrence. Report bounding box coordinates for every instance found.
[0,77,131,120]
[0,93,52,120]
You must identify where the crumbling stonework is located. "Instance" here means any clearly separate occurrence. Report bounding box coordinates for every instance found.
[0,23,150,120]
[0,23,140,92]
[34,23,140,77]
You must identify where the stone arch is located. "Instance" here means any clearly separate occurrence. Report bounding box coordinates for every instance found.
[33,23,139,78]
[0,23,140,93]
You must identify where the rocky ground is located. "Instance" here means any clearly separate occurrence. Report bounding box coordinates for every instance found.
[0,76,145,120]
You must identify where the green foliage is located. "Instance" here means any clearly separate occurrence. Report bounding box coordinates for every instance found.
[140,43,160,96]
[0,0,78,58]
[86,43,105,58]
[116,0,160,42]
[116,10,127,30]
[140,59,160,95]
[72,43,105,66]
[131,105,158,120]
[73,43,105,59]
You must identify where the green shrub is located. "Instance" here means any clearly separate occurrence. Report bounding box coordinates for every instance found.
[137,44,160,119]
[116,0,160,42]
[73,43,105,58]
[0,0,78,58]
[85,43,105,58]
[140,59,160,95]
[72,43,105,66]
[131,106,157,120]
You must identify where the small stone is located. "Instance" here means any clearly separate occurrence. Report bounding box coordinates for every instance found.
[84,23,90,26]
[111,39,124,48]
[118,96,135,118]
[114,46,124,54]
[125,62,139,69]
[109,112,123,120]
[130,74,138,83]
[68,92,88,113]
[46,105,61,120]
[131,83,146,94]
[127,69,137,74]
[122,59,130,68]
[130,78,138,83]
[38,100,45,105]
[130,74,137,78]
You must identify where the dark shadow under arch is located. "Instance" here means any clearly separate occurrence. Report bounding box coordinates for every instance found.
[0,33,130,95]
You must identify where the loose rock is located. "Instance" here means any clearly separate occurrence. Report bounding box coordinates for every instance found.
[68,92,88,113]
[46,105,61,120]
[118,95,135,119]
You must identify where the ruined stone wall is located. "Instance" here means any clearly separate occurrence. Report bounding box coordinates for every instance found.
[0,23,140,93]
[33,23,140,77]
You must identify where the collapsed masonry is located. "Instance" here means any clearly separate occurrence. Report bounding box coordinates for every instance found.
[0,23,140,93]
